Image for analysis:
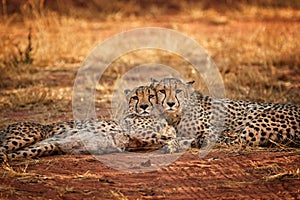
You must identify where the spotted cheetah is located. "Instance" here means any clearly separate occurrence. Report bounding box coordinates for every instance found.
[0,86,176,162]
[152,77,300,148]
[123,86,176,150]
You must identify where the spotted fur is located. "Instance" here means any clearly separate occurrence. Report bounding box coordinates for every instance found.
[0,86,176,162]
[152,78,300,148]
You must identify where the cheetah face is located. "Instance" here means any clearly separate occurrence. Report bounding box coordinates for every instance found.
[124,86,157,116]
[151,78,194,114]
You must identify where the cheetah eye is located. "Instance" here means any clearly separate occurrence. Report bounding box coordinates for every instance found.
[131,96,138,101]
[159,90,166,94]
[176,89,182,94]
[149,94,155,98]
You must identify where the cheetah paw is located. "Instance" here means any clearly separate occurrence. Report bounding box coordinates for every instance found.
[162,140,180,154]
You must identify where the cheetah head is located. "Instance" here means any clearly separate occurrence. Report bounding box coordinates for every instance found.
[151,78,194,125]
[124,85,157,116]
[151,78,194,113]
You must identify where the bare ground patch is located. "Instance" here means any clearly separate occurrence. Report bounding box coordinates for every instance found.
[1,149,299,199]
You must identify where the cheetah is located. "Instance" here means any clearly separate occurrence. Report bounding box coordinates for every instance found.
[123,86,176,150]
[152,77,300,148]
[0,85,176,162]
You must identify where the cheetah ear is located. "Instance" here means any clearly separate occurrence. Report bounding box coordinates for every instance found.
[124,89,131,95]
[186,80,195,86]
[150,78,159,87]
[150,78,158,83]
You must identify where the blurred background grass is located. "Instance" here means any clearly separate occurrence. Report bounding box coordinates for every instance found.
[0,0,299,127]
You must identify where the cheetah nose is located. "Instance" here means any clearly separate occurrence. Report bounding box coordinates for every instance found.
[140,104,149,110]
[167,102,175,107]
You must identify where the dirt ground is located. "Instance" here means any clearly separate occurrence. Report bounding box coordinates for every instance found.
[1,149,299,199]
[1,1,300,199]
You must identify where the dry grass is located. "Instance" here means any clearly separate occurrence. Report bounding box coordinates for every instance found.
[246,156,300,181]
[0,1,299,127]
[265,168,300,181]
